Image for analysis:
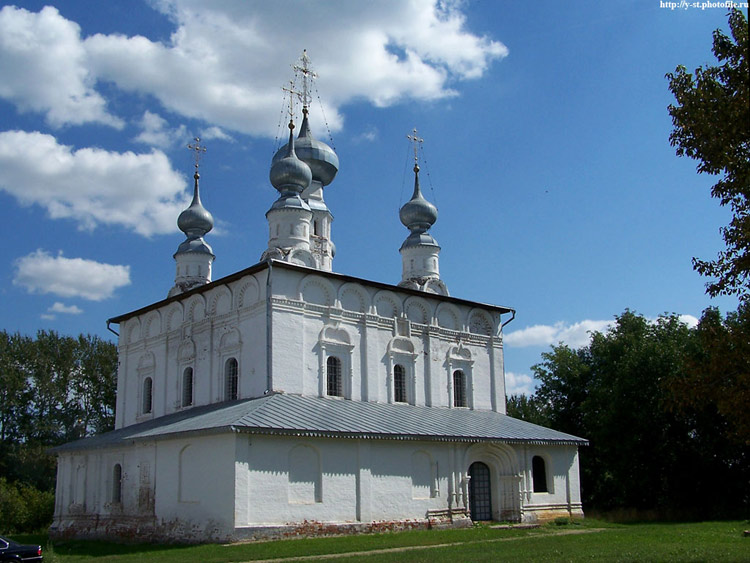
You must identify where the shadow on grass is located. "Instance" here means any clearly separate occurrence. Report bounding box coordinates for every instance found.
[8,534,196,559]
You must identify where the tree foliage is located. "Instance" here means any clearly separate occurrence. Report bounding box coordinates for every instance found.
[668,303,750,446]
[667,9,750,301]
[513,310,749,516]
[506,393,549,426]
[0,330,117,494]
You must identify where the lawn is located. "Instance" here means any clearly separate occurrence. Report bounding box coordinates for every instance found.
[9,519,749,562]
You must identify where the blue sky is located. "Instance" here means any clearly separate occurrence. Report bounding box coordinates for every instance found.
[0,1,743,395]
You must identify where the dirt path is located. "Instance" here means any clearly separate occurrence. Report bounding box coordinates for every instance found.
[244,527,608,562]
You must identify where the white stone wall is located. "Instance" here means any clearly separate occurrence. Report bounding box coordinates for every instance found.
[115,272,269,429]
[518,444,584,521]
[52,435,238,541]
[52,430,582,540]
[269,267,507,412]
[239,435,581,527]
[113,263,509,430]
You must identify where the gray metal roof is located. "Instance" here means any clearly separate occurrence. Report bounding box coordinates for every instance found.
[53,394,587,453]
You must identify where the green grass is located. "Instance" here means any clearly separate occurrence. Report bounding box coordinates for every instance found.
[7,519,749,562]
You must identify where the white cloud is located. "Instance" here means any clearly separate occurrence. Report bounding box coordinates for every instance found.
[678,314,699,328]
[14,250,131,301]
[200,126,234,142]
[0,130,188,236]
[505,320,613,348]
[40,314,56,320]
[8,0,501,138]
[0,5,123,128]
[134,110,187,148]
[48,302,83,315]
[505,314,703,349]
[505,371,536,396]
[353,126,379,144]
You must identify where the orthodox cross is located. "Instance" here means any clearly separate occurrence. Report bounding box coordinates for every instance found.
[282,80,304,125]
[293,49,316,112]
[406,128,423,166]
[187,137,206,172]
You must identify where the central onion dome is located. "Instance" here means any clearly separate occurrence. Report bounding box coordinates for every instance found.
[176,171,214,254]
[270,120,313,196]
[400,164,438,235]
[272,110,338,186]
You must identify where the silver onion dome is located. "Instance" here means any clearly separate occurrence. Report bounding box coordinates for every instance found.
[400,164,437,234]
[270,121,312,195]
[272,110,338,186]
[175,171,214,256]
[178,172,214,238]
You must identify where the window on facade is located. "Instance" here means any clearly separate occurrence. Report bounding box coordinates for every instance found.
[112,464,122,503]
[142,377,153,414]
[326,356,342,397]
[182,367,193,407]
[225,358,238,401]
[453,370,467,407]
[394,364,407,403]
[532,455,548,493]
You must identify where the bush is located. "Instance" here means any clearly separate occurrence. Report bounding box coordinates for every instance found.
[0,477,54,534]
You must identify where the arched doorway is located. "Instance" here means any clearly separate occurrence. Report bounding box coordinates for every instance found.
[469,461,492,521]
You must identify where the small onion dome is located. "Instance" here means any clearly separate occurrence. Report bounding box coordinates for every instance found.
[177,172,214,239]
[272,110,338,186]
[270,121,312,194]
[399,164,437,234]
[176,237,214,256]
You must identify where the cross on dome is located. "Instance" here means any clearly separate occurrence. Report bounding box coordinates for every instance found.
[282,80,303,122]
[187,137,207,173]
[406,128,423,170]
[293,49,317,112]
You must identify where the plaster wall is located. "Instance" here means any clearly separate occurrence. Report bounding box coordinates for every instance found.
[268,267,507,412]
[235,435,582,527]
[52,435,238,541]
[519,444,584,521]
[238,435,452,526]
[52,431,583,540]
[115,272,268,429]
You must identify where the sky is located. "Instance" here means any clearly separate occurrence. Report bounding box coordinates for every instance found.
[0,0,744,396]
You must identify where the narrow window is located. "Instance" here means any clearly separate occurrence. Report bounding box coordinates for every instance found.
[112,464,122,503]
[453,370,466,407]
[326,356,342,397]
[182,367,193,407]
[532,455,548,493]
[314,220,319,236]
[225,358,238,401]
[394,364,407,403]
[142,377,153,414]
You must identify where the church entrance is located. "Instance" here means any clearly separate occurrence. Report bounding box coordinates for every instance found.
[468,462,492,521]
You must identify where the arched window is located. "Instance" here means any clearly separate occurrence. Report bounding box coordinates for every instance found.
[394,364,407,403]
[182,367,193,407]
[326,356,342,397]
[225,358,238,401]
[112,464,122,503]
[532,455,548,493]
[142,377,153,414]
[453,370,466,407]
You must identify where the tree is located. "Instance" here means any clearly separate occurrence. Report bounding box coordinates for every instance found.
[525,310,749,516]
[0,330,117,492]
[667,9,750,301]
[669,303,750,446]
[506,393,549,426]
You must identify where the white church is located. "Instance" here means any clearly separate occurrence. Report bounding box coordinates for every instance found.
[51,57,586,542]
